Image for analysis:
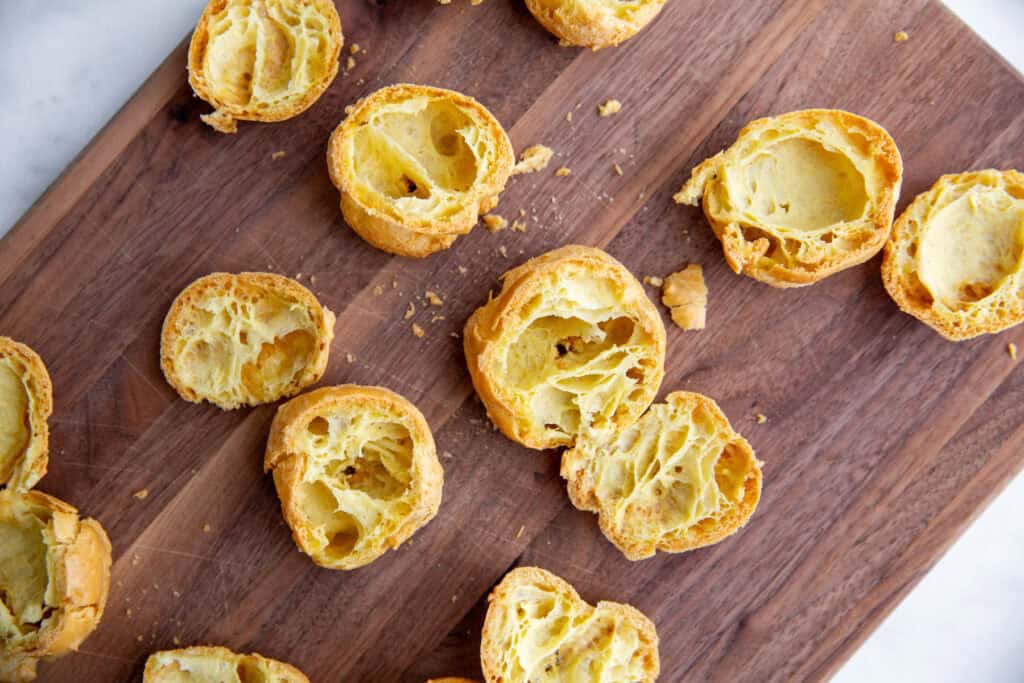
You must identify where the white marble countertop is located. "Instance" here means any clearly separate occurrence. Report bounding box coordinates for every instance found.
[2,1,1023,681]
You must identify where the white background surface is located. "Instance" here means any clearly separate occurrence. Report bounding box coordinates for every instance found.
[2,1,1023,681]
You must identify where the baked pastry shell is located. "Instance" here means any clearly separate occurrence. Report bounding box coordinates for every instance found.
[524,0,668,50]
[143,645,310,682]
[0,337,53,492]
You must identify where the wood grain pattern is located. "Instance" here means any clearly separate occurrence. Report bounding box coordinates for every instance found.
[3,1,1023,680]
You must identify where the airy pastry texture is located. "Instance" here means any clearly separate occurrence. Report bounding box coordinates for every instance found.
[675,109,903,287]
[562,391,761,560]
[265,385,443,570]
[524,0,667,50]
[0,338,52,492]
[143,646,309,682]
[481,567,659,683]
[464,245,666,450]
[188,0,343,133]
[882,169,1024,340]
[327,84,515,257]
[0,490,111,681]
[161,272,335,410]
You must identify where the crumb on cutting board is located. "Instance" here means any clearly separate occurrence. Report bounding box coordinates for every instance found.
[598,99,622,116]
[512,144,554,175]
[661,265,707,331]
[483,213,508,232]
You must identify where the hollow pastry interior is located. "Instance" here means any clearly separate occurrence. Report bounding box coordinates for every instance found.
[144,646,308,682]
[483,567,658,683]
[563,391,761,559]
[197,0,337,114]
[0,362,30,485]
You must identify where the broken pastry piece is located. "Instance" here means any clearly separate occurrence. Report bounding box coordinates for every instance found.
[661,264,707,330]
[0,490,112,682]
[327,84,515,257]
[464,245,666,450]
[264,385,443,570]
[143,646,309,682]
[525,0,668,50]
[676,109,902,287]
[187,0,343,133]
[882,169,1024,340]
[481,566,659,683]
[160,272,335,410]
[0,338,52,492]
[511,144,554,176]
[562,391,762,560]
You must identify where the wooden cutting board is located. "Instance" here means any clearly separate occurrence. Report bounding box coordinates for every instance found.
[4,0,1024,680]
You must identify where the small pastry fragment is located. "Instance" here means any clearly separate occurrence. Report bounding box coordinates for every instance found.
[481,567,659,683]
[676,109,903,287]
[188,0,343,133]
[327,84,515,257]
[561,391,762,560]
[661,264,707,330]
[161,273,335,410]
[464,245,666,450]
[143,646,309,682]
[511,145,554,176]
[882,169,1024,340]
[264,385,443,570]
[0,338,52,492]
[524,0,668,50]
[0,490,112,681]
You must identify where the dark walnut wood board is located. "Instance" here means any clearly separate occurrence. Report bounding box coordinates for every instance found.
[4,0,1024,680]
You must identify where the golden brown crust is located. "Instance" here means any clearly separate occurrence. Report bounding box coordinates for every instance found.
[676,109,903,287]
[0,338,52,492]
[524,0,667,50]
[188,0,343,133]
[326,84,514,257]
[464,245,666,451]
[481,566,659,683]
[562,391,762,560]
[882,169,1024,340]
[143,645,309,682]
[160,272,335,410]
[0,490,112,678]
[265,385,443,570]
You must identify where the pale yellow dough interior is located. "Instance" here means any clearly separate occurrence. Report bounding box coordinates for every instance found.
[0,499,50,643]
[292,408,415,562]
[0,363,30,483]
[203,0,335,110]
[351,97,484,221]
[491,582,649,682]
[149,651,275,683]
[587,400,752,542]
[503,274,656,443]
[171,287,318,406]
[917,186,1024,309]
[739,138,868,233]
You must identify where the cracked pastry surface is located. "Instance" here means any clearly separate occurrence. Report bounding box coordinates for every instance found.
[188,0,343,133]
[327,84,515,257]
[882,169,1024,340]
[161,272,335,410]
[562,391,761,560]
[464,245,666,451]
[481,566,659,683]
[264,385,443,570]
[0,490,111,682]
[524,0,667,50]
[675,109,902,287]
[144,646,309,682]
[0,338,52,493]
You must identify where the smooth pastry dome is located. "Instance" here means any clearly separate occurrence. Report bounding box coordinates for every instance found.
[464,246,666,451]
[481,567,659,683]
[264,385,443,570]
[188,0,343,133]
[327,84,515,257]
[883,170,1024,340]
[160,273,335,410]
[144,646,309,682]
[675,109,903,287]
[562,391,761,560]
[524,0,667,50]
[0,339,52,492]
[0,490,111,681]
